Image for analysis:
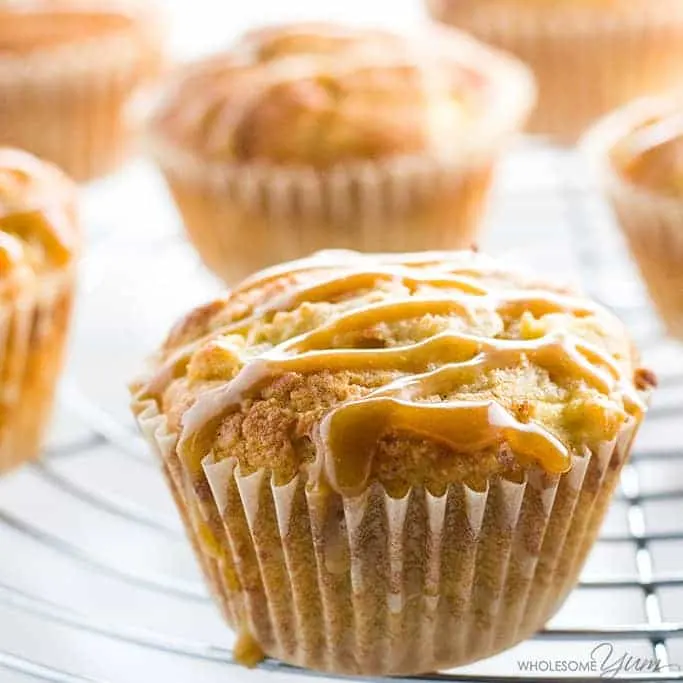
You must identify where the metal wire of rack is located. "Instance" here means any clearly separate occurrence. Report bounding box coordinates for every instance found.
[0,146,682,683]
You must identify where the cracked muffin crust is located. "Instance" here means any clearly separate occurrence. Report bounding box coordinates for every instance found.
[147,23,535,283]
[153,23,497,168]
[0,148,80,472]
[132,250,652,675]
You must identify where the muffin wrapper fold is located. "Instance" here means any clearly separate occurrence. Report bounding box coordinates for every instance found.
[0,269,76,473]
[153,145,506,285]
[149,43,534,285]
[583,99,683,341]
[602,187,683,340]
[133,394,639,675]
[427,0,683,142]
[0,17,163,182]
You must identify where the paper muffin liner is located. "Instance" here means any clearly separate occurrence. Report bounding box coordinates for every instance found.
[132,393,640,675]
[154,150,502,285]
[0,6,164,182]
[148,38,534,285]
[427,0,683,143]
[583,96,683,341]
[0,267,77,473]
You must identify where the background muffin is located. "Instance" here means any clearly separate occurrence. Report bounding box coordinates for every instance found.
[426,0,683,142]
[0,0,165,182]
[148,23,535,283]
[131,249,652,675]
[584,96,683,340]
[0,148,80,473]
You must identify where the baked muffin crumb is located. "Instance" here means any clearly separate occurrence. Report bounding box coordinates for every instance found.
[138,250,650,497]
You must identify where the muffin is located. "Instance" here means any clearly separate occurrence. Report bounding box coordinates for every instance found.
[0,0,165,182]
[147,23,535,284]
[131,249,653,675]
[584,96,683,340]
[0,148,80,473]
[426,0,683,142]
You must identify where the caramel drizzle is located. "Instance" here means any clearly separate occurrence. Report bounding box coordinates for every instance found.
[148,260,594,395]
[145,259,499,394]
[0,150,76,269]
[319,399,568,497]
[168,256,645,492]
[0,231,27,274]
[233,249,501,293]
[0,209,73,268]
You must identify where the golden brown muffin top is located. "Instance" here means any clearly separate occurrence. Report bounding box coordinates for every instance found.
[0,148,78,278]
[150,23,532,168]
[0,1,150,55]
[611,112,683,197]
[134,250,653,498]
[434,0,663,21]
[446,0,636,9]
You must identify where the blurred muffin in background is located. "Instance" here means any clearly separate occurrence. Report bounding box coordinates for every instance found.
[426,0,683,143]
[131,249,653,675]
[0,148,80,473]
[147,23,535,284]
[584,96,683,340]
[0,0,165,182]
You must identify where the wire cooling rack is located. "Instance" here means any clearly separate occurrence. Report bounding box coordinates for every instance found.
[0,144,682,683]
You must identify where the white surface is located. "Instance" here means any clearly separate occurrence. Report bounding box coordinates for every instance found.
[1,1,683,682]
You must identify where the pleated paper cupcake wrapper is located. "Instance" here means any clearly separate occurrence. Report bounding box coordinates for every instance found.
[0,269,76,473]
[133,394,639,675]
[149,46,534,285]
[583,97,683,341]
[153,145,514,286]
[427,0,683,142]
[603,186,683,341]
[0,15,163,182]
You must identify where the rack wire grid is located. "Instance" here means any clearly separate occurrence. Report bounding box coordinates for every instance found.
[0,142,682,683]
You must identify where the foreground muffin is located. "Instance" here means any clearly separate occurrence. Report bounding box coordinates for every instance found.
[0,149,80,472]
[0,0,164,182]
[131,249,652,675]
[148,23,535,283]
[426,0,683,142]
[584,97,683,340]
